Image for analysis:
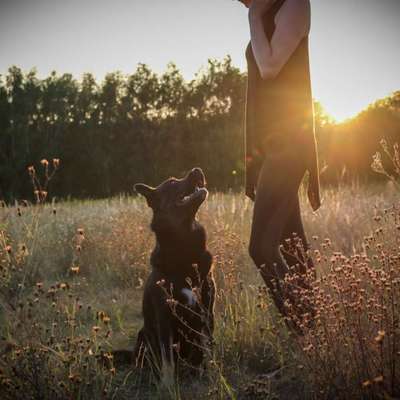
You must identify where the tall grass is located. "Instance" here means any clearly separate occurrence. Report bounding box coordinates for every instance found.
[0,180,399,399]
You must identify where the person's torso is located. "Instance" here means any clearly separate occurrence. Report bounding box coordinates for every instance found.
[245,0,314,139]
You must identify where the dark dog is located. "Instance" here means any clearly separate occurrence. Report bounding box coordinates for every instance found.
[133,168,215,373]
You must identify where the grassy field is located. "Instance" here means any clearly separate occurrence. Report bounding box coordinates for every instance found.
[0,181,399,399]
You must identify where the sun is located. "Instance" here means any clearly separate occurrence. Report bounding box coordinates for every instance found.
[327,105,363,123]
[318,97,368,124]
[314,85,385,124]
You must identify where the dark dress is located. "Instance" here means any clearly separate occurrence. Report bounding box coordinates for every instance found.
[245,0,320,317]
[245,0,320,210]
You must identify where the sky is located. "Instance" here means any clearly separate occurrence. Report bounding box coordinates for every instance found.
[1,0,400,122]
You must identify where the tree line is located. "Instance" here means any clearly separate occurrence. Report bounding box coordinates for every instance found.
[0,58,399,201]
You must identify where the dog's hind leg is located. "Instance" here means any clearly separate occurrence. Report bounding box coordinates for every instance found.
[153,304,177,373]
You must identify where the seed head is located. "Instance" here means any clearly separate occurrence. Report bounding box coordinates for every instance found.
[70,266,80,274]
[92,326,100,333]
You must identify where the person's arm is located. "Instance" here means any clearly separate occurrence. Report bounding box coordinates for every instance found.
[249,0,310,80]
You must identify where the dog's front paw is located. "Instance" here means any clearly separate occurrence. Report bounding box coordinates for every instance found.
[181,288,197,306]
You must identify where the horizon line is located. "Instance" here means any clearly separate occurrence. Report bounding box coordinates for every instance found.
[1,60,399,124]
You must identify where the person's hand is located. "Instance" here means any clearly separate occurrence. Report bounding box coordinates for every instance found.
[238,0,252,7]
[307,183,321,212]
[249,0,276,18]
[245,184,256,202]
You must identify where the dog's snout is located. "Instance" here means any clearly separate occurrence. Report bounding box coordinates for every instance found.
[190,168,205,186]
[191,167,202,176]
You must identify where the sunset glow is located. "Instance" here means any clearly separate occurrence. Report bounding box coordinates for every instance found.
[318,94,378,123]
[1,0,399,124]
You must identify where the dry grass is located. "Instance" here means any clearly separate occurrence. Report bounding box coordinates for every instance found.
[0,181,399,399]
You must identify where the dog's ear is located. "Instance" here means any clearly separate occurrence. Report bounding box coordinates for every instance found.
[134,183,156,207]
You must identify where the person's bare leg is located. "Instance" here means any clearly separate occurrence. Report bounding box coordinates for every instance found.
[280,196,314,274]
[280,193,316,323]
[248,153,306,316]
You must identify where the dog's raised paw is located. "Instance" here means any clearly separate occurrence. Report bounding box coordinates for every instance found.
[181,288,197,306]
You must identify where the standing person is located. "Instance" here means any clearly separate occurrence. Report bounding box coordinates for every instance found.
[240,0,321,317]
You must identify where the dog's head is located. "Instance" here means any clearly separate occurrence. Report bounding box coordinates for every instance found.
[134,168,208,234]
